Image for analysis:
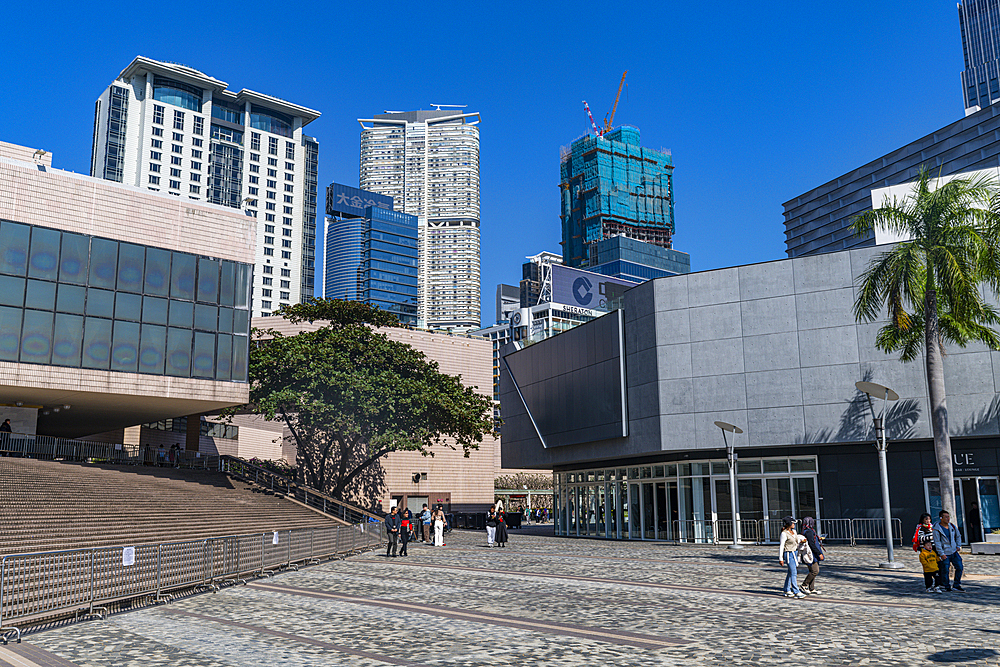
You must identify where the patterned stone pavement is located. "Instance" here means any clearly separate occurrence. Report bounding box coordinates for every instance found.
[2,529,999,666]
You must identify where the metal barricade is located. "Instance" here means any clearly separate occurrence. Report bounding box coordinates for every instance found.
[0,523,384,643]
[672,520,716,544]
[818,518,853,545]
[850,518,903,546]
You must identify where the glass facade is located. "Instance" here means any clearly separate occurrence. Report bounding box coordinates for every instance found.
[361,207,418,326]
[249,105,293,138]
[301,136,319,299]
[152,76,203,112]
[102,86,129,183]
[554,456,818,543]
[208,127,244,209]
[324,217,364,301]
[0,220,251,382]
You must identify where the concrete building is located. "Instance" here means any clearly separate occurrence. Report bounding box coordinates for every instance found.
[560,126,674,268]
[500,246,1000,544]
[960,0,1000,115]
[91,56,321,317]
[495,284,519,324]
[0,140,252,440]
[358,108,481,330]
[249,317,498,512]
[782,103,1000,258]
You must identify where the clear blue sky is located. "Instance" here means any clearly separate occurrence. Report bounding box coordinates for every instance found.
[1,1,964,326]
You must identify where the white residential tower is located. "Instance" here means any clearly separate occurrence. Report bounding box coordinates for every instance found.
[358,107,481,330]
[91,56,321,317]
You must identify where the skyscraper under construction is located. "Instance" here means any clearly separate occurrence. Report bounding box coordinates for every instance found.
[559,126,674,268]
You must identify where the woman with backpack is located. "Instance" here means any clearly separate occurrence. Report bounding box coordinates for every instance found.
[799,517,824,595]
[778,516,807,598]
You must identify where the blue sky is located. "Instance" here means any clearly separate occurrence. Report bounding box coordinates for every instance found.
[1,1,964,326]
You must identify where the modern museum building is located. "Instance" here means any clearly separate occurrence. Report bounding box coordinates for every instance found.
[499,245,1000,545]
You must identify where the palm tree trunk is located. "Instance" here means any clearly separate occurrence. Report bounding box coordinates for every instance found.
[925,286,956,518]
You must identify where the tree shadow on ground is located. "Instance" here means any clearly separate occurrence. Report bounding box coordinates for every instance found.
[926,648,999,663]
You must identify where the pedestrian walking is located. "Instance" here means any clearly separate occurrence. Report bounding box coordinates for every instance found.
[495,502,509,548]
[912,512,935,553]
[385,507,400,557]
[918,531,944,593]
[420,504,432,543]
[486,504,498,547]
[432,505,447,546]
[968,502,983,543]
[778,516,806,598]
[799,517,824,595]
[933,510,965,591]
[0,419,12,433]
[399,508,412,557]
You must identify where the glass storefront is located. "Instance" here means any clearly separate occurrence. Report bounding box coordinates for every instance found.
[554,456,818,543]
[924,476,1000,544]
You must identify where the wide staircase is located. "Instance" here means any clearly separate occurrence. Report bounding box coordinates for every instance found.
[0,458,347,555]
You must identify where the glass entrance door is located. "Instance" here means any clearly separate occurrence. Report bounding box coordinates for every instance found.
[629,483,641,539]
[976,478,1000,540]
[925,479,965,541]
[642,483,655,539]
[927,476,1000,543]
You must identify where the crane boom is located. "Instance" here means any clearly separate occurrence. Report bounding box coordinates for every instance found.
[582,101,600,136]
[603,70,628,133]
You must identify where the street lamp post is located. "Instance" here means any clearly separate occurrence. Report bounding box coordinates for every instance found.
[714,421,744,549]
[855,380,904,569]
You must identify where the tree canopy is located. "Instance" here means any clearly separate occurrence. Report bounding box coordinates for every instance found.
[852,167,1000,517]
[244,298,494,504]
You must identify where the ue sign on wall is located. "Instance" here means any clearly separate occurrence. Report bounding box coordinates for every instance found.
[550,265,637,313]
[327,183,393,218]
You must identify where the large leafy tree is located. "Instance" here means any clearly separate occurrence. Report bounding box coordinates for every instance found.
[852,168,1000,518]
[244,298,494,504]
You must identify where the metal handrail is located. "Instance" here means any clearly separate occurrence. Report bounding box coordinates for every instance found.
[0,522,386,644]
[218,456,382,525]
[0,432,219,470]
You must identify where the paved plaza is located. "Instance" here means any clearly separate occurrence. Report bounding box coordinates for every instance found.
[2,528,999,666]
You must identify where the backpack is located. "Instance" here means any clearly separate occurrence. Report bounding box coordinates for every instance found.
[797,539,814,564]
[912,526,921,552]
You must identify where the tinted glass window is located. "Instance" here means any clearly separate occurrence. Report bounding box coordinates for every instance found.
[0,275,25,307]
[170,253,196,300]
[232,336,248,382]
[89,238,118,289]
[56,284,85,314]
[25,280,56,311]
[218,307,234,334]
[142,296,168,325]
[82,317,112,369]
[168,300,193,328]
[139,324,166,375]
[86,288,115,318]
[197,258,219,303]
[59,233,90,284]
[117,244,145,293]
[0,221,29,276]
[0,306,22,361]
[52,314,83,367]
[234,263,250,308]
[115,292,142,321]
[166,327,192,377]
[20,310,53,364]
[216,334,232,381]
[219,261,236,306]
[28,227,60,281]
[111,320,140,372]
[144,248,171,296]
[234,309,249,335]
[192,331,215,378]
[194,304,217,331]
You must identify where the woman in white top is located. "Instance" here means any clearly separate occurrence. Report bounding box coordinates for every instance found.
[778,516,807,598]
[432,506,447,547]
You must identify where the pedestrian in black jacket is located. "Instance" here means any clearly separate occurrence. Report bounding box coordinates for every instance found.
[385,507,400,557]
[800,516,824,595]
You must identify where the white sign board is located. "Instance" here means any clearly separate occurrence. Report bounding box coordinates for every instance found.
[122,546,135,566]
[272,531,280,545]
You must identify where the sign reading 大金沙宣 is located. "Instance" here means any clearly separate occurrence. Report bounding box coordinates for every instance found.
[327,183,393,218]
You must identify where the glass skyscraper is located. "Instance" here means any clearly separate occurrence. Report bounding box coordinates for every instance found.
[960,0,1000,114]
[360,207,418,326]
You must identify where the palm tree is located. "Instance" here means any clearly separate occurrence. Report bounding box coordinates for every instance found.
[852,167,1000,519]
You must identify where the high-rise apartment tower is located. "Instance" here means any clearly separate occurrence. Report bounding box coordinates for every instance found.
[91,56,321,317]
[358,107,481,330]
[960,0,1000,115]
[560,126,674,268]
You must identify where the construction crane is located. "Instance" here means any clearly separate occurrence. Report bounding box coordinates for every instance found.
[602,70,628,134]
[582,101,600,136]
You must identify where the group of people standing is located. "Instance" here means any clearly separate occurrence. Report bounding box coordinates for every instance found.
[915,510,965,593]
[486,503,509,548]
[777,516,824,598]
[384,504,448,557]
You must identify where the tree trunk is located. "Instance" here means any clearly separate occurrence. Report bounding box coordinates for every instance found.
[924,286,956,518]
